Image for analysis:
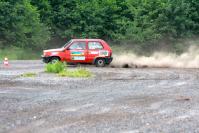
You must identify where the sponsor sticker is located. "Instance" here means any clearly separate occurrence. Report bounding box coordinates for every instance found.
[99,50,109,56]
[72,56,85,60]
[71,51,84,56]
[89,51,99,55]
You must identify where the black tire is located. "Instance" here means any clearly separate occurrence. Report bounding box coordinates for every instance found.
[95,58,105,67]
[50,57,60,64]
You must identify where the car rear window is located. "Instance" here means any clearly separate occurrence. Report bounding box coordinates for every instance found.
[88,42,103,50]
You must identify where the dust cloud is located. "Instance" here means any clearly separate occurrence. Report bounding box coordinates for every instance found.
[111,46,199,68]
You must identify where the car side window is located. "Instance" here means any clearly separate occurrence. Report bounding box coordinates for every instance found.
[88,42,103,50]
[69,42,86,50]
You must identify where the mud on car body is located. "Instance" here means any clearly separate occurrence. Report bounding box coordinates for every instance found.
[42,39,113,67]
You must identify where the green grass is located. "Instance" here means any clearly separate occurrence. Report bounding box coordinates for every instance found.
[21,72,37,77]
[45,61,66,73]
[0,46,41,60]
[45,62,92,78]
[58,68,92,78]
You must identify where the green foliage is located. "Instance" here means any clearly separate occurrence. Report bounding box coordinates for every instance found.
[125,0,199,42]
[0,0,199,51]
[32,0,199,43]
[58,68,92,78]
[0,0,50,49]
[45,61,92,78]
[21,72,37,77]
[45,61,66,73]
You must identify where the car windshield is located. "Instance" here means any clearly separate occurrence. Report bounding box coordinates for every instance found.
[62,40,72,48]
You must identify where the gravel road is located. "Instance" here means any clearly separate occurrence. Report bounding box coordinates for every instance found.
[0,60,199,133]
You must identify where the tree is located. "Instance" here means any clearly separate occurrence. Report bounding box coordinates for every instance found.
[1,0,199,49]
[0,0,50,49]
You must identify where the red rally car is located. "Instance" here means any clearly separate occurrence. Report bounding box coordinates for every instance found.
[42,39,113,67]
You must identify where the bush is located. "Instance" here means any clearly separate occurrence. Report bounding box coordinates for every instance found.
[58,68,92,78]
[45,61,66,73]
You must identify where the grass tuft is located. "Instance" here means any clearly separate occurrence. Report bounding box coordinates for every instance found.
[21,72,37,77]
[45,62,92,78]
[58,68,92,78]
[45,61,66,73]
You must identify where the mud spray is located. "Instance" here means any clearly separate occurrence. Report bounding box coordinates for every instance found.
[111,46,199,68]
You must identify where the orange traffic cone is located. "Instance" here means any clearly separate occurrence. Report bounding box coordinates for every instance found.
[3,57,9,67]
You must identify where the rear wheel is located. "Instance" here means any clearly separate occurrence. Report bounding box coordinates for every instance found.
[95,58,105,67]
[50,57,60,64]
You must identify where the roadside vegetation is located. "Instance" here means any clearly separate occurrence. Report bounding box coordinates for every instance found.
[0,0,199,58]
[1,37,199,60]
[21,72,37,77]
[45,61,66,73]
[45,62,92,78]
[0,46,40,60]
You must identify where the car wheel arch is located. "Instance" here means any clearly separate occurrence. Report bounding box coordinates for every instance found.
[49,56,61,63]
[93,57,104,64]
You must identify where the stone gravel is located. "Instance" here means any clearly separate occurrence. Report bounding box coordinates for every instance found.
[0,60,199,133]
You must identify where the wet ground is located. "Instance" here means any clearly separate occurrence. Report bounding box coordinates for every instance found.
[0,60,199,133]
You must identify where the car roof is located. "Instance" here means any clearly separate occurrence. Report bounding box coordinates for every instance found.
[71,39,103,42]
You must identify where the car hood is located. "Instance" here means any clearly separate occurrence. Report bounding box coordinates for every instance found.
[44,48,64,52]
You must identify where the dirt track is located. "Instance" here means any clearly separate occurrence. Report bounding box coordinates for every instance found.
[0,60,199,133]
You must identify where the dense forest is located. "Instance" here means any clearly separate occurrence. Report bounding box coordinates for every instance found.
[0,0,199,50]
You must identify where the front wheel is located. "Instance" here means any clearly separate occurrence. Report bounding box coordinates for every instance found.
[95,58,105,67]
[50,57,60,64]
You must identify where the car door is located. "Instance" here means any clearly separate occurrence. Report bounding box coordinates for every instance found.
[66,41,88,63]
[87,41,104,63]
